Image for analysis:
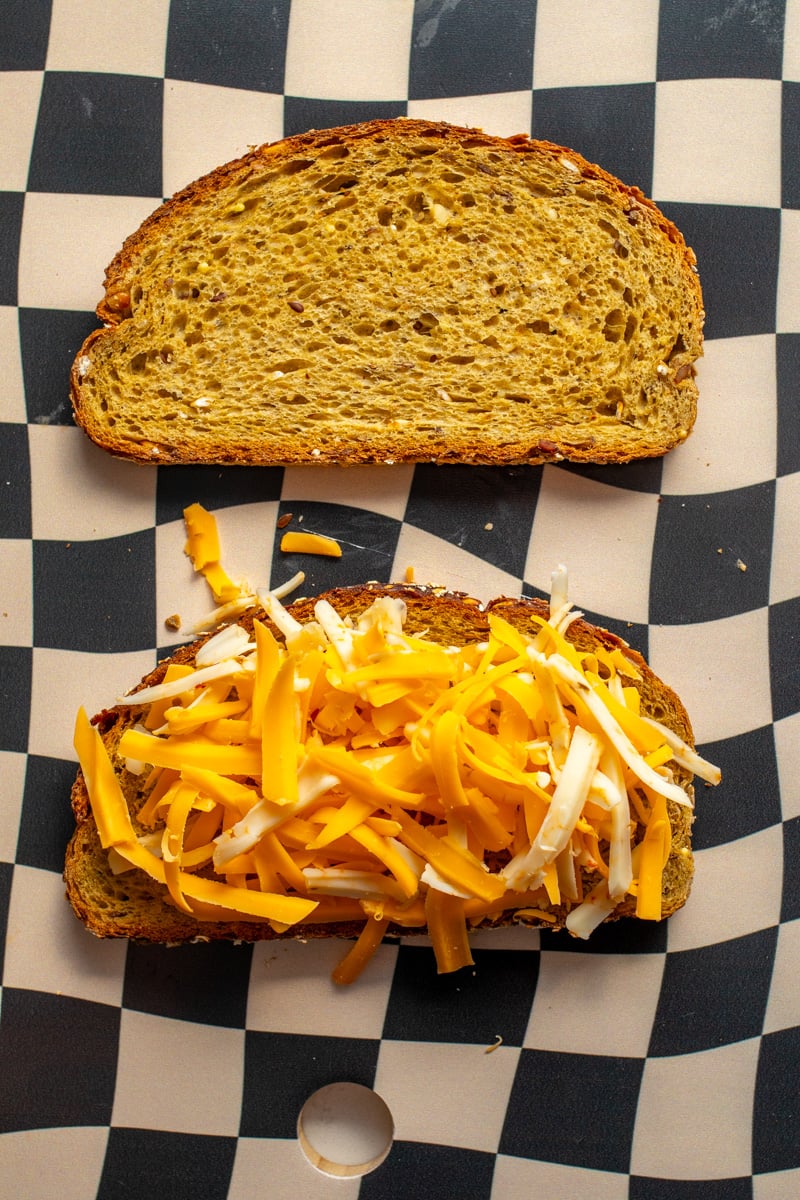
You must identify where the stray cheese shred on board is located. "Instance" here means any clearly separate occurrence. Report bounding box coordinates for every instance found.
[74,508,720,982]
[280,530,343,558]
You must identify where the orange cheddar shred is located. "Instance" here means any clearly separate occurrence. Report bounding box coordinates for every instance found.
[74,553,720,984]
[332,916,391,985]
[73,708,136,849]
[280,531,342,558]
[425,889,474,974]
[183,502,244,603]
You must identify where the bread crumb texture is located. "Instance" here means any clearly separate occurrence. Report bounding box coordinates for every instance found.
[71,120,703,466]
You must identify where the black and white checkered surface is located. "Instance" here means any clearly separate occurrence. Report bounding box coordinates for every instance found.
[1,1,799,1196]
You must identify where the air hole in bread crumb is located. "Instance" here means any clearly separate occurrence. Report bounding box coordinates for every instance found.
[276,159,315,178]
[267,358,310,375]
[331,195,357,213]
[413,312,439,335]
[602,309,625,342]
[317,173,359,193]
[668,333,687,360]
[597,218,620,240]
[319,142,350,160]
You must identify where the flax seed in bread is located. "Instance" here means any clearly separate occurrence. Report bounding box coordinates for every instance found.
[64,584,719,973]
[71,119,703,468]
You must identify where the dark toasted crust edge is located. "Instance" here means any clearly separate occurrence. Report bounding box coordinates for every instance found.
[64,584,695,945]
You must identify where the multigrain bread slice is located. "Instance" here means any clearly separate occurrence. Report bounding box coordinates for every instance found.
[64,584,712,957]
[70,119,703,468]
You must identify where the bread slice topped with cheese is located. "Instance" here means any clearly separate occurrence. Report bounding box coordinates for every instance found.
[70,118,703,467]
[65,579,719,980]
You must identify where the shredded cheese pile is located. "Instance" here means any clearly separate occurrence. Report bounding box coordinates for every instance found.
[74,562,720,982]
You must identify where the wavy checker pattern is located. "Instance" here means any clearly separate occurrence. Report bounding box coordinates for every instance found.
[1,2,799,1197]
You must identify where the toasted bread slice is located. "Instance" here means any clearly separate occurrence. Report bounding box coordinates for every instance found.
[71,119,703,467]
[65,585,711,960]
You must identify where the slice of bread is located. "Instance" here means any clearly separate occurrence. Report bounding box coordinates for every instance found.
[71,119,703,467]
[64,584,706,952]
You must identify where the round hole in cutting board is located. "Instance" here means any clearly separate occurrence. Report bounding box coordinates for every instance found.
[297,1082,394,1178]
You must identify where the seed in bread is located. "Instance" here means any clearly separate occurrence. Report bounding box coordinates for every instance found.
[64,579,720,980]
[70,119,704,467]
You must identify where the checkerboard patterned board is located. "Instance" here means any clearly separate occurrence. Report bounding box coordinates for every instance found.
[1,1,799,1196]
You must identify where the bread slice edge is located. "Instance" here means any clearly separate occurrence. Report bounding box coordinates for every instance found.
[69,118,703,468]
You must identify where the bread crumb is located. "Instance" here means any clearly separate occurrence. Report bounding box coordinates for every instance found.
[736,559,747,572]
[164,613,181,631]
[484,522,494,531]
[277,512,293,529]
